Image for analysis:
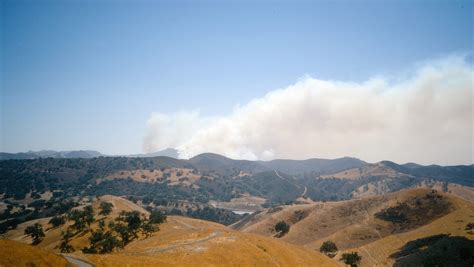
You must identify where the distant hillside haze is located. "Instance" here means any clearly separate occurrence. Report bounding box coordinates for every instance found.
[1,151,472,208]
[126,148,179,158]
[0,150,103,160]
[1,150,471,177]
[0,148,180,160]
[258,157,366,175]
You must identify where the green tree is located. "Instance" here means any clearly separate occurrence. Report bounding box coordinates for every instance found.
[98,220,105,230]
[112,222,131,245]
[320,240,338,257]
[83,229,120,254]
[83,205,95,229]
[68,206,94,232]
[59,230,74,253]
[98,231,120,253]
[340,252,362,267]
[99,202,113,216]
[117,211,143,239]
[141,222,157,238]
[49,215,66,228]
[24,223,45,245]
[149,210,167,224]
[274,220,290,237]
[68,209,85,231]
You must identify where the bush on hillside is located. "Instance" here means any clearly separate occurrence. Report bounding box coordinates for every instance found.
[340,252,362,267]
[274,220,290,237]
[320,240,338,257]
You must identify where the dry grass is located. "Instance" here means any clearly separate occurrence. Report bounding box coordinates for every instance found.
[98,168,201,186]
[82,216,337,267]
[321,162,404,180]
[209,194,266,211]
[0,239,70,267]
[233,188,474,266]
[345,193,474,266]
[3,195,336,267]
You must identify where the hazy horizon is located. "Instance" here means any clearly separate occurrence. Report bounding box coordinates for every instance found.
[2,1,473,165]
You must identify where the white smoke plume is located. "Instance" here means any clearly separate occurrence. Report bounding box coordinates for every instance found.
[143,56,473,165]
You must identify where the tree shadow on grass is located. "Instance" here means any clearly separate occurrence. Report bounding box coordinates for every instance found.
[390,234,474,267]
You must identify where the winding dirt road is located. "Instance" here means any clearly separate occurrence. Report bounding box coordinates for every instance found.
[62,254,94,267]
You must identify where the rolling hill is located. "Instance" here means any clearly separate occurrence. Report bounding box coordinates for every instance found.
[1,152,472,244]
[259,157,366,175]
[231,188,474,266]
[3,195,337,267]
[1,153,472,267]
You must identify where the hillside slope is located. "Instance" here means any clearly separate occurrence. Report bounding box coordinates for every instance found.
[260,157,366,175]
[232,188,474,266]
[4,195,336,267]
[0,239,69,267]
[84,216,337,266]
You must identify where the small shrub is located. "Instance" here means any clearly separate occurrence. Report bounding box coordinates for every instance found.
[320,240,338,257]
[274,220,290,237]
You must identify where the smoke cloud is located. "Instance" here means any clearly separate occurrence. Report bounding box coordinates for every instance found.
[144,56,473,165]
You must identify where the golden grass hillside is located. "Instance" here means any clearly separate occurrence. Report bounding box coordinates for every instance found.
[320,162,403,180]
[232,188,474,266]
[0,239,70,267]
[83,215,337,267]
[343,190,474,266]
[3,195,150,251]
[4,195,336,267]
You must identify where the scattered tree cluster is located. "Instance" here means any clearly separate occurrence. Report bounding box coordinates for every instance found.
[82,209,167,254]
[68,205,95,232]
[24,223,45,245]
[23,201,166,254]
[99,201,113,216]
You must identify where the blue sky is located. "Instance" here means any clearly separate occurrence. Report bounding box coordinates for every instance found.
[1,0,472,157]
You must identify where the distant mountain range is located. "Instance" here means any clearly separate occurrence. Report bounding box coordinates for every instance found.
[125,148,179,158]
[187,152,367,175]
[0,150,103,160]
[0,148,180,160]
